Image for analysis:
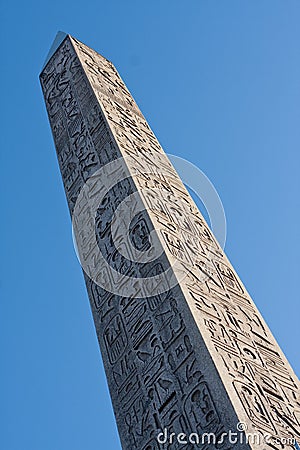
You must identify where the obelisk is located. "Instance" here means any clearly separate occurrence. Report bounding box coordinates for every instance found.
[40,33,300,449]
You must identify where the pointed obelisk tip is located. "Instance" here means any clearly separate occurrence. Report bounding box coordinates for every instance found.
[41,31,68,71]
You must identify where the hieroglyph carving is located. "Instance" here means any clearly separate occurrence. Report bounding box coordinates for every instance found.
[40,35,299,449]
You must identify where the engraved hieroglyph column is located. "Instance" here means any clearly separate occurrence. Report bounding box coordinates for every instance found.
[40,34,300,450]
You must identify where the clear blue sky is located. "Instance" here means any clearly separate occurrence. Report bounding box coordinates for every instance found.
[1,1,300,449]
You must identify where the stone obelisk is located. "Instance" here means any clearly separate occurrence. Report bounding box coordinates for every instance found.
[40,34,299,449]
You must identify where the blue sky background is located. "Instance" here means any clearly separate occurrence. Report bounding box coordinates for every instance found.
[1,1,300,449]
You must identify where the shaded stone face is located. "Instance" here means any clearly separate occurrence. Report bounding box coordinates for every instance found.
[40,35,300,450]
